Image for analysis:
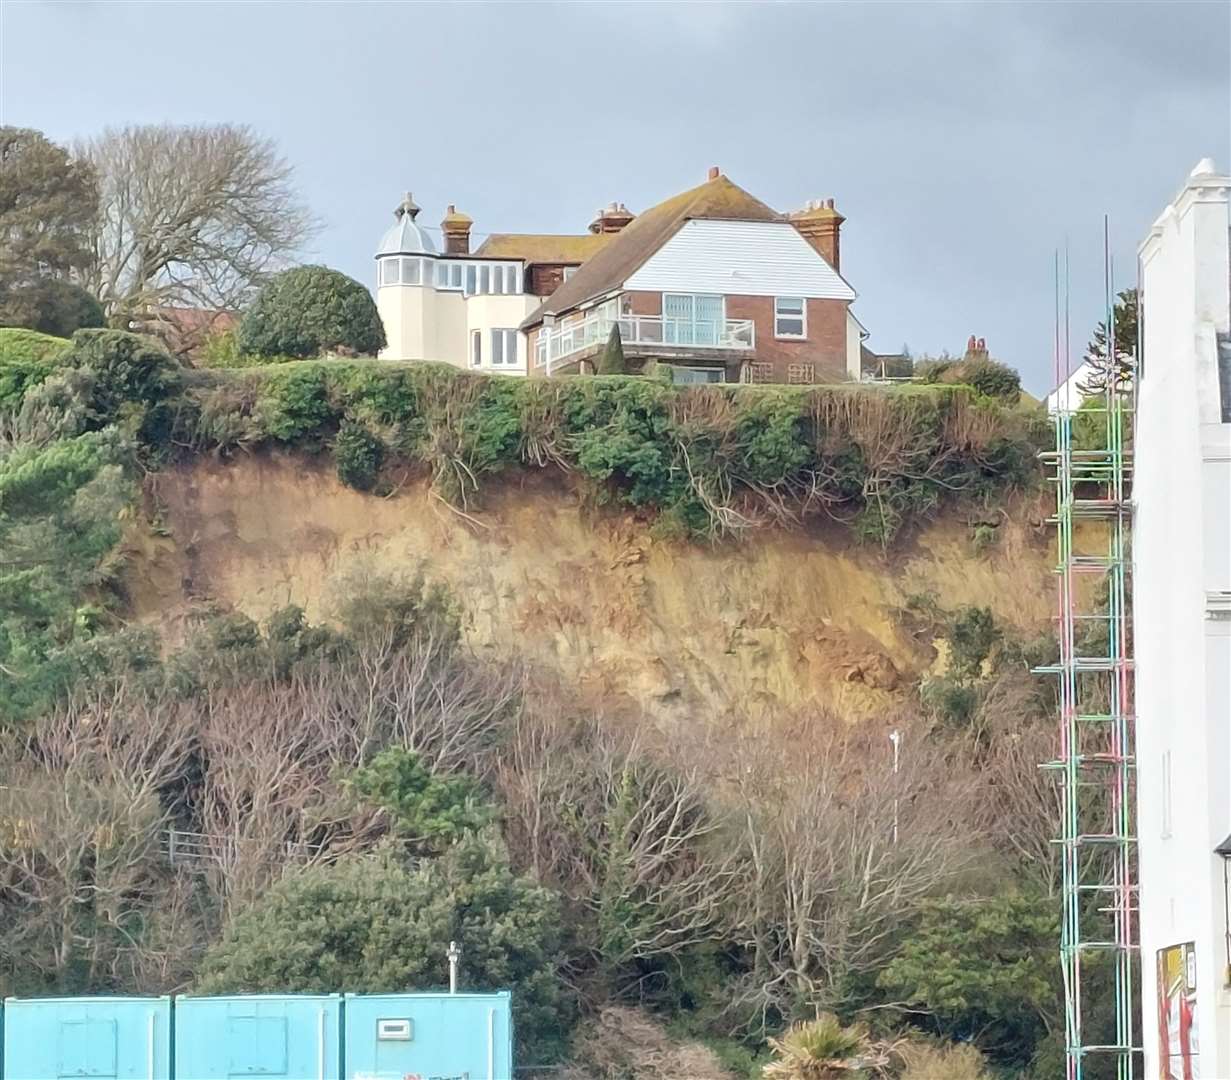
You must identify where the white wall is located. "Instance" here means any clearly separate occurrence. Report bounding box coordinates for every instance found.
[625,219,856,300]
[1135,159,1231,1080]
[376,277,537,375]
[845,309,864,380]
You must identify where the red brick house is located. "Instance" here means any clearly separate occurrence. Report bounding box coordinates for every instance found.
[519,168,865,384]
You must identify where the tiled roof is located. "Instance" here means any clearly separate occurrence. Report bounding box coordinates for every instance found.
[473,233,611,263]
[521,173,782,329]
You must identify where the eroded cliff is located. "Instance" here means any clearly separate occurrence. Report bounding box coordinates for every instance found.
[125,452,1054,721]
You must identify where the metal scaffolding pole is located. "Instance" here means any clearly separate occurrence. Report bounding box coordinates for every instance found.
[1037,227,1139,1080]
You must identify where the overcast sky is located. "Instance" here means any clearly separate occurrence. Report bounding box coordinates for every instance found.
[2,1,1228,392]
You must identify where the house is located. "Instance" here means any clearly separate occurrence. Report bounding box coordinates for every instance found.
[374,194,543,375]
[375,170,867,383]
[1133,158,1231,1080]
[522,168,864,384]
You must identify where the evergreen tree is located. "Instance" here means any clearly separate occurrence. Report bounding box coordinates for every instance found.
[597,322,626,375]
[0,127,98,331]
[1079,287,1137,395]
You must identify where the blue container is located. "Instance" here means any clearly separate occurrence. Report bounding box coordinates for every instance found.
[343,993,512,1080]
[173,994,342,1080]
[1,996,172,1080]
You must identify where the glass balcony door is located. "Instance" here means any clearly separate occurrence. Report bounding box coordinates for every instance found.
[662,293,724,346]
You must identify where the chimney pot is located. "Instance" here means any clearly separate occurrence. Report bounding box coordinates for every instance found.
[826,198,835,209]
[708,166,720,181]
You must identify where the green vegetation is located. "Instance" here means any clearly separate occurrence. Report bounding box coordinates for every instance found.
[200,831,570,1065]
[0,328,72,410]
[0,127,98,333]
[0,326,1065,1076]
[597,323,627,375]
[174,359,1045,538]
[238,265,387,359]
[877,893,1058,1068]
[763,1014,884,1079]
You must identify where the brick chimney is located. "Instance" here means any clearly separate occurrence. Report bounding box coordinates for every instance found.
[707,166,720,180]
[588,201,635,235]
[790,197,845,272]
[441,205,473,255]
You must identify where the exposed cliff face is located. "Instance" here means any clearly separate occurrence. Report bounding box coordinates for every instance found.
[125,452,1053,721]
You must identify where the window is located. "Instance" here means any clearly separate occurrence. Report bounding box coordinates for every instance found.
[775,297,806,338]
[380,259,400,286]
[479,266,490,294]
[563,266,578,281]
[401,258,420,285]
[787,362,815,385]
[450,264,462,288]
[471,330,482,368]
[465,265,477,294]
[663,293,724,346]
[670,366,724,385]
[491,328,518,366]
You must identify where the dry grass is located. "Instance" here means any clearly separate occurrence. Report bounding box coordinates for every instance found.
[896,1040,992,1080]
[558,1005,735,1080]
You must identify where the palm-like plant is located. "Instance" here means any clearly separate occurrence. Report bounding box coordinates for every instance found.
[762,1014,889,1079]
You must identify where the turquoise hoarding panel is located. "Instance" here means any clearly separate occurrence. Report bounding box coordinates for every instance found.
[1,996,171,1080]
[342,993,512,1080]
[173,995,342,1080]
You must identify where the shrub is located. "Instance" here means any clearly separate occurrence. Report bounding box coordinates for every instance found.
[238,265,387,359]
[597,323,626,375]
[168,363,1045,545]
[198,831,573,1065]
[940,357,1021,402]
[763,1014,883,1078]
[920,676,979,728]
[334,420,383,491]
[898,1041,992,1080]
[63,329,182,435]
[343,747,492,855]
[1,280,105,338]
[876,893,1059,1068]
[0,328,71,411]
[948,606,1000,679]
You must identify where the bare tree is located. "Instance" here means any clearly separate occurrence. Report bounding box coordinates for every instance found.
[495,705,738,983]
[718,716,979,1032]
[77,124,316,346]
[0,683,196,989]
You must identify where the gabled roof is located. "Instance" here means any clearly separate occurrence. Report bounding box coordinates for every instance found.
[474,233,611,264]
[521,173,782,329]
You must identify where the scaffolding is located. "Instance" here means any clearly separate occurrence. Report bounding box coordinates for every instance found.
[1037,231,1139,1080]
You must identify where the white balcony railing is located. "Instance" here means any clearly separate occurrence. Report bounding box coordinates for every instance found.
[534,312,755,372]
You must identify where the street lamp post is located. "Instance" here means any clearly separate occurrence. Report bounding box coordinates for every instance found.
[889,729,901,845]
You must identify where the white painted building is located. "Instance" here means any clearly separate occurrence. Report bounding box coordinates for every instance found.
[1134,159,1231,1080]
[375,194,540,376]
[1046,358,1097,413]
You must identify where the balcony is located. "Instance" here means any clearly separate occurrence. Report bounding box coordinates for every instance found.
[535,312,755,372]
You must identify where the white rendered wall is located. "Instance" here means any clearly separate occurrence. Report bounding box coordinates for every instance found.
[845,310,863,380]
[464,293,540,376]
[377,282,536,375]
[1135,160,1231,1080]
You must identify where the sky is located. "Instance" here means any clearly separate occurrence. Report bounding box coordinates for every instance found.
[1,0,1228,394]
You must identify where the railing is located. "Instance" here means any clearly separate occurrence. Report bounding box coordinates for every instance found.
[535,312,755,372]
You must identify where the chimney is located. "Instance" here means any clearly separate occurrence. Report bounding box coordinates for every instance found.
[588,201,635,235]
[707,166,720,181]
[441,204,473,255]
[790,196,845,272]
